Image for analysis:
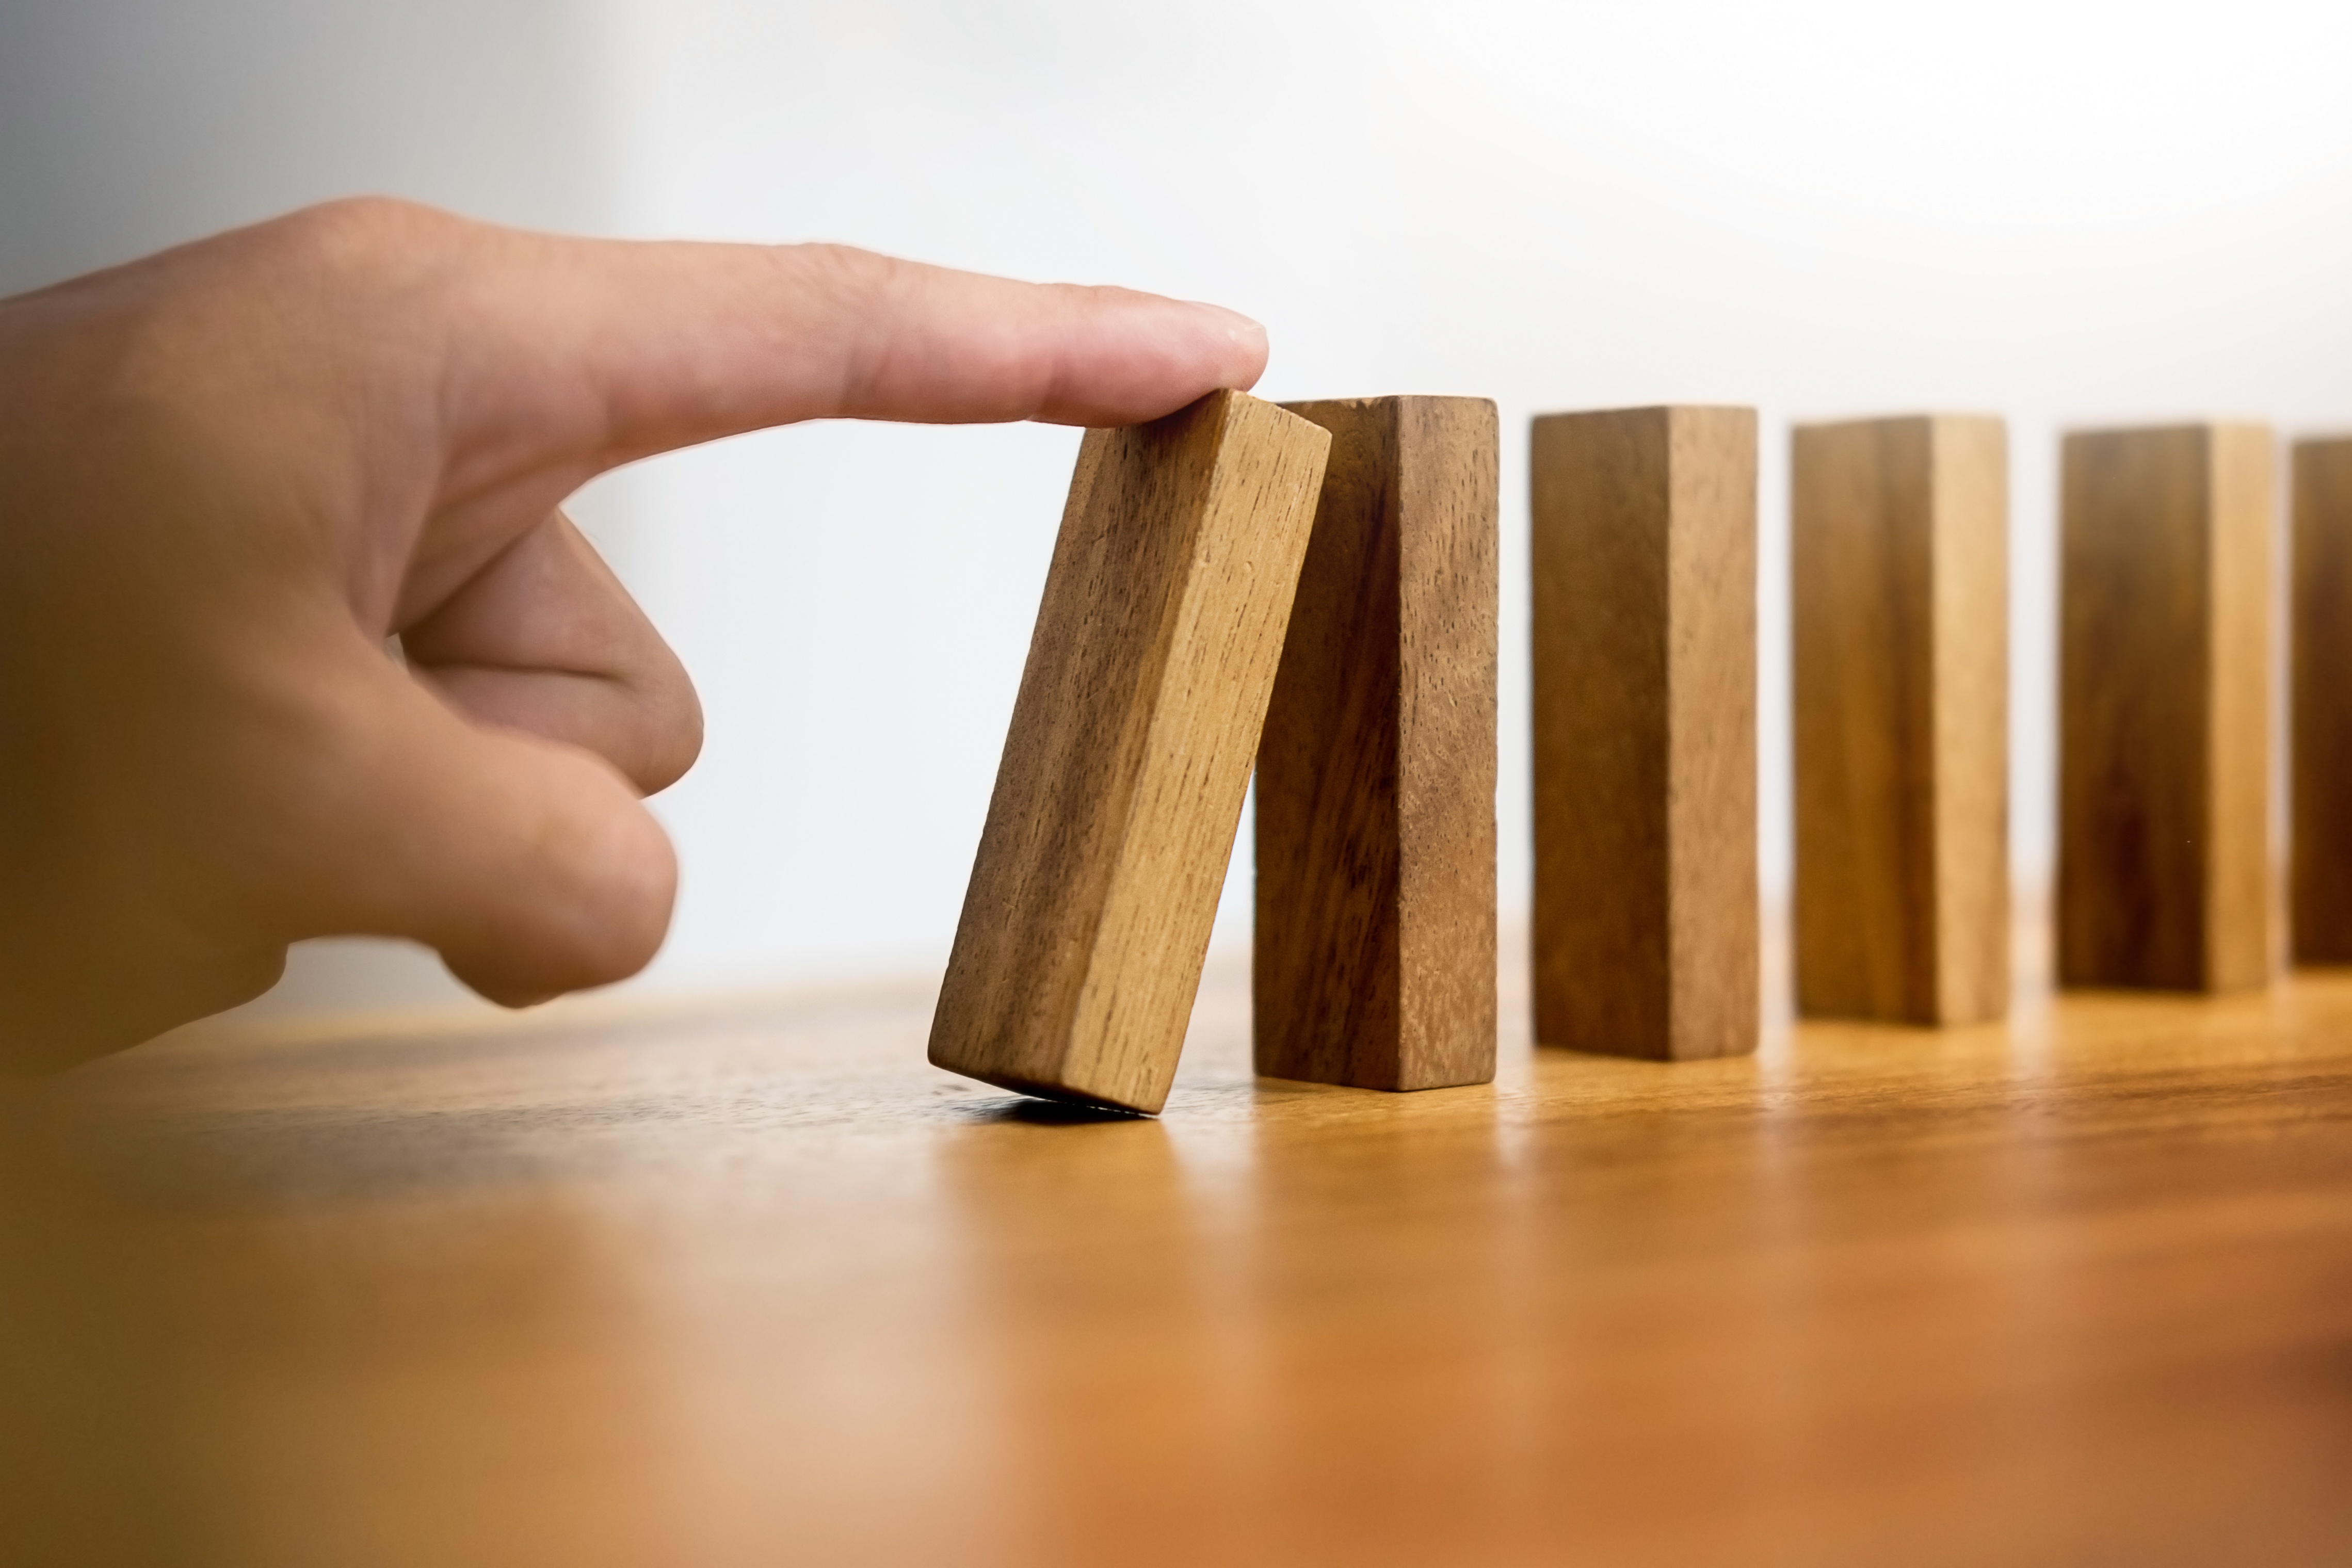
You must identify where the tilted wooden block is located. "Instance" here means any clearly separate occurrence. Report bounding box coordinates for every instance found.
[1792,415,2009,1025]
[1530,406,1759,1061]
[1253,396,1499,1092]
[928,391,1331,1114]
[2058,424,2274,992]
[2292,436,2352,962]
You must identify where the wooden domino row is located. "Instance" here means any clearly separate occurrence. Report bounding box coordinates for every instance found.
[931,392,2347,1114]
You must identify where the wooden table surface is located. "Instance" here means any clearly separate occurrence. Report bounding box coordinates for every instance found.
[10,930,2352,1567]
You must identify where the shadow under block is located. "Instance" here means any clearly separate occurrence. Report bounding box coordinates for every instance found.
[1530,406,1759,1061]
[1792,416,2010,1025]
[2058,424,2274,993]
[927,391,1332,1114]
[2296,437,2352,961]
[1253,396,1500,1091]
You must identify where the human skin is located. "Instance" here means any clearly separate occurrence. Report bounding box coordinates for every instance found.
[0,199,1269,1071]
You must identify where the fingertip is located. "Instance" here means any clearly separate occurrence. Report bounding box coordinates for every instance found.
[1026,289,1275,427]
[1193,302,1269,391]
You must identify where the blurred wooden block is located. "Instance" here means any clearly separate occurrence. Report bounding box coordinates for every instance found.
[1253,396,1499,1091]
[1792,415,2010,1025]
[2293,436,2352,961]
[2058,423,2274,992]
[1530,406,1759,1061]
[928,391,1331,1113]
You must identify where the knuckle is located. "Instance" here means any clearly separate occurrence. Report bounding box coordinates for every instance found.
[96,198,470,406]
[622,649,704,795]
[269,196,458,267]
[789,241,904,302]
[221,198,474,319]
[642,697,704,795]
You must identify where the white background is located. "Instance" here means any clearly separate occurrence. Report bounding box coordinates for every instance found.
[8,0,2352,1020]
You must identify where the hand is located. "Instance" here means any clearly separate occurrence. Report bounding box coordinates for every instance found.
[0,199,1268,1070]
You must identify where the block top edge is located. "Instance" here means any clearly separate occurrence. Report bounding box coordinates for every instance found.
[2060,419,2276,442]
[1278,394,1500,414]
[1790,412,2008,435]
[1529,403,1757,426]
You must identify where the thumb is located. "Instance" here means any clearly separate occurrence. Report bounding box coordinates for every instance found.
[295,657,678,1006]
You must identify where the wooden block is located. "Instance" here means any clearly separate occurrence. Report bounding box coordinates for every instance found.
[927,391,1331,1114]
[2292,436,2352,961]
[1792,416,2010,1025]
[2057,423,2275,992]
[1530,406,1759,1061]
[1253,397,1500,1091]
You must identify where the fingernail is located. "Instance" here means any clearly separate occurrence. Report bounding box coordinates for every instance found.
[1196,302,1266,344]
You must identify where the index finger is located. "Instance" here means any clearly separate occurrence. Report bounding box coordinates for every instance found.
[435,211,1270,474]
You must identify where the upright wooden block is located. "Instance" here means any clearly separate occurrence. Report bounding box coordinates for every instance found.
[928,391,1331,1113]
[2058,424,2274,992]
[1792,416,2010,1025]
[1530,406,1759,1061]
[1253,396,1499,1091]
[2292,436,2352,961]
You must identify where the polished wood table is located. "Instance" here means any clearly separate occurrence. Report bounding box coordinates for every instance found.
[13,936,2352,1566]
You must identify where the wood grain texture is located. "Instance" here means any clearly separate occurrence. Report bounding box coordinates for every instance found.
[2058,424,2275,993]
[1531,406,1759,1060]
[1793,415,2009,1025]
[928,391,1330,1113]
[28,931,2352,1568]
[1253,396,1499,1091]
[2292,437,2352,961]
